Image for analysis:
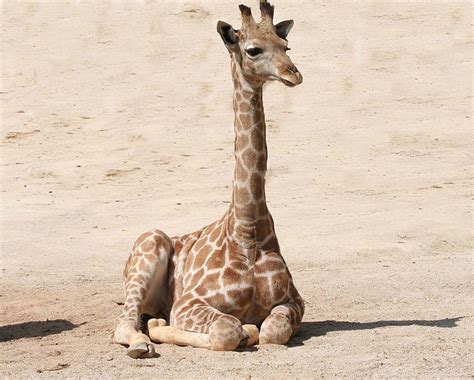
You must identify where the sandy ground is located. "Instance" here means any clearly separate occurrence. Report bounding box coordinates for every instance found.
[1,1,472,378]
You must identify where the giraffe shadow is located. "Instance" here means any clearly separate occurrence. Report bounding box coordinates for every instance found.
[288,316,464,347]
[0,319,80,342]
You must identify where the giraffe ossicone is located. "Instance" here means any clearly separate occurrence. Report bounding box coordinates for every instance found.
[113,0,305,359]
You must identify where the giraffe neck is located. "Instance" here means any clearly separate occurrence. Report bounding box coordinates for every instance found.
[228,59,274,246]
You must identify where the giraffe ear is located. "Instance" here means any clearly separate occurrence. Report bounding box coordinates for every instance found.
[275,19,294,40]
[217,21,238,51]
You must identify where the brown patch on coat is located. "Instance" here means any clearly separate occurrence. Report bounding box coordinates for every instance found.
[206,250,225,270]
[235,186,251,205]
[236,133,249,151]
[239,113,251,129]
[239,102,251,113]
[241,148,257,168]
[135,231,153,246]
[204,292,226,309]
[187,268,204,288]
[193,245,211,268]
[141,239,155,252]
[250,127,264,151]
[194,272,221,295]
[223,267,242,286]
[235,163,249,182]
[255,217,274,241]
[249,173,263,200]
[270,271,290,301]
[228,287,253,308]
[256,257,286,273]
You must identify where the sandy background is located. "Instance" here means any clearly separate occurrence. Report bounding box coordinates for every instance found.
[1,1,472,378]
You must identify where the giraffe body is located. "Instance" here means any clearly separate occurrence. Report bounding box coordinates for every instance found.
[114,1,305,358]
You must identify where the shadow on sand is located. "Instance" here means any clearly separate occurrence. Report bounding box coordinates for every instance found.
[0,319,80,342]
[288,317,463,347]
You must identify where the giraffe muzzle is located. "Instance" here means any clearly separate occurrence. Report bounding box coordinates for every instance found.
[279,66,303,87]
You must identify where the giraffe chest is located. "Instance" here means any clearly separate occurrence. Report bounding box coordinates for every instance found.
[180,238,291,324]
[242,250,292,324]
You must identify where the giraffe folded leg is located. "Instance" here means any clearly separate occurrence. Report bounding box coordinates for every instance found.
[150,302,258,351]
[259,295,304,345]
[148,318,259,349]
[113,229,174,359]
[148,318,211,348]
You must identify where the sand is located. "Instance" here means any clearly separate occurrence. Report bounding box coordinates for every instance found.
[1,1,472,378]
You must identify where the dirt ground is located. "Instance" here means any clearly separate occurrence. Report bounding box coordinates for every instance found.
[1,1,472,378]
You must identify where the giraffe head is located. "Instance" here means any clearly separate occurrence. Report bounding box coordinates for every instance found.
[217,0,302,88]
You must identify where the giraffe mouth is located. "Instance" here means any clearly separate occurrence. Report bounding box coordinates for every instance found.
[281,78,297,87]
[279,71,303,87]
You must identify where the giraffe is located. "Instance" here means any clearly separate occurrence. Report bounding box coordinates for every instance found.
[113,0,304,359]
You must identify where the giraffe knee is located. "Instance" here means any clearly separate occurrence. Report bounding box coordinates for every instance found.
[259,313,293,345]
[135,230,172,256]
[125,230,172,281]
[209,315,242,351]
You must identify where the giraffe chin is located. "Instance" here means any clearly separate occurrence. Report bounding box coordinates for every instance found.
[281,78,296,87]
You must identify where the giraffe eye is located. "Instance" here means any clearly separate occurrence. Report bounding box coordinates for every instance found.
[245,47,263,57]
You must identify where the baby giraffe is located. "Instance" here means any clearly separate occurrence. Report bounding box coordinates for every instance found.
[114,0,304,359]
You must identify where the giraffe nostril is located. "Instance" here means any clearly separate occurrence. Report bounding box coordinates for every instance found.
[287,66,299,74]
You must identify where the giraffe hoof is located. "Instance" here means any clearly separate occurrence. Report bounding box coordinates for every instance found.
[238,329,249,348]
[148,318,167,330]
[127,342,155,359]
[242,324,259,347]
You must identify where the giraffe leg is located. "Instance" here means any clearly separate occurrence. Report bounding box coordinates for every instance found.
[148,319,258,349]
[113,229,173,359]
[149,303,258,351]
[259,295,304,345]
[148,318,211,348]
